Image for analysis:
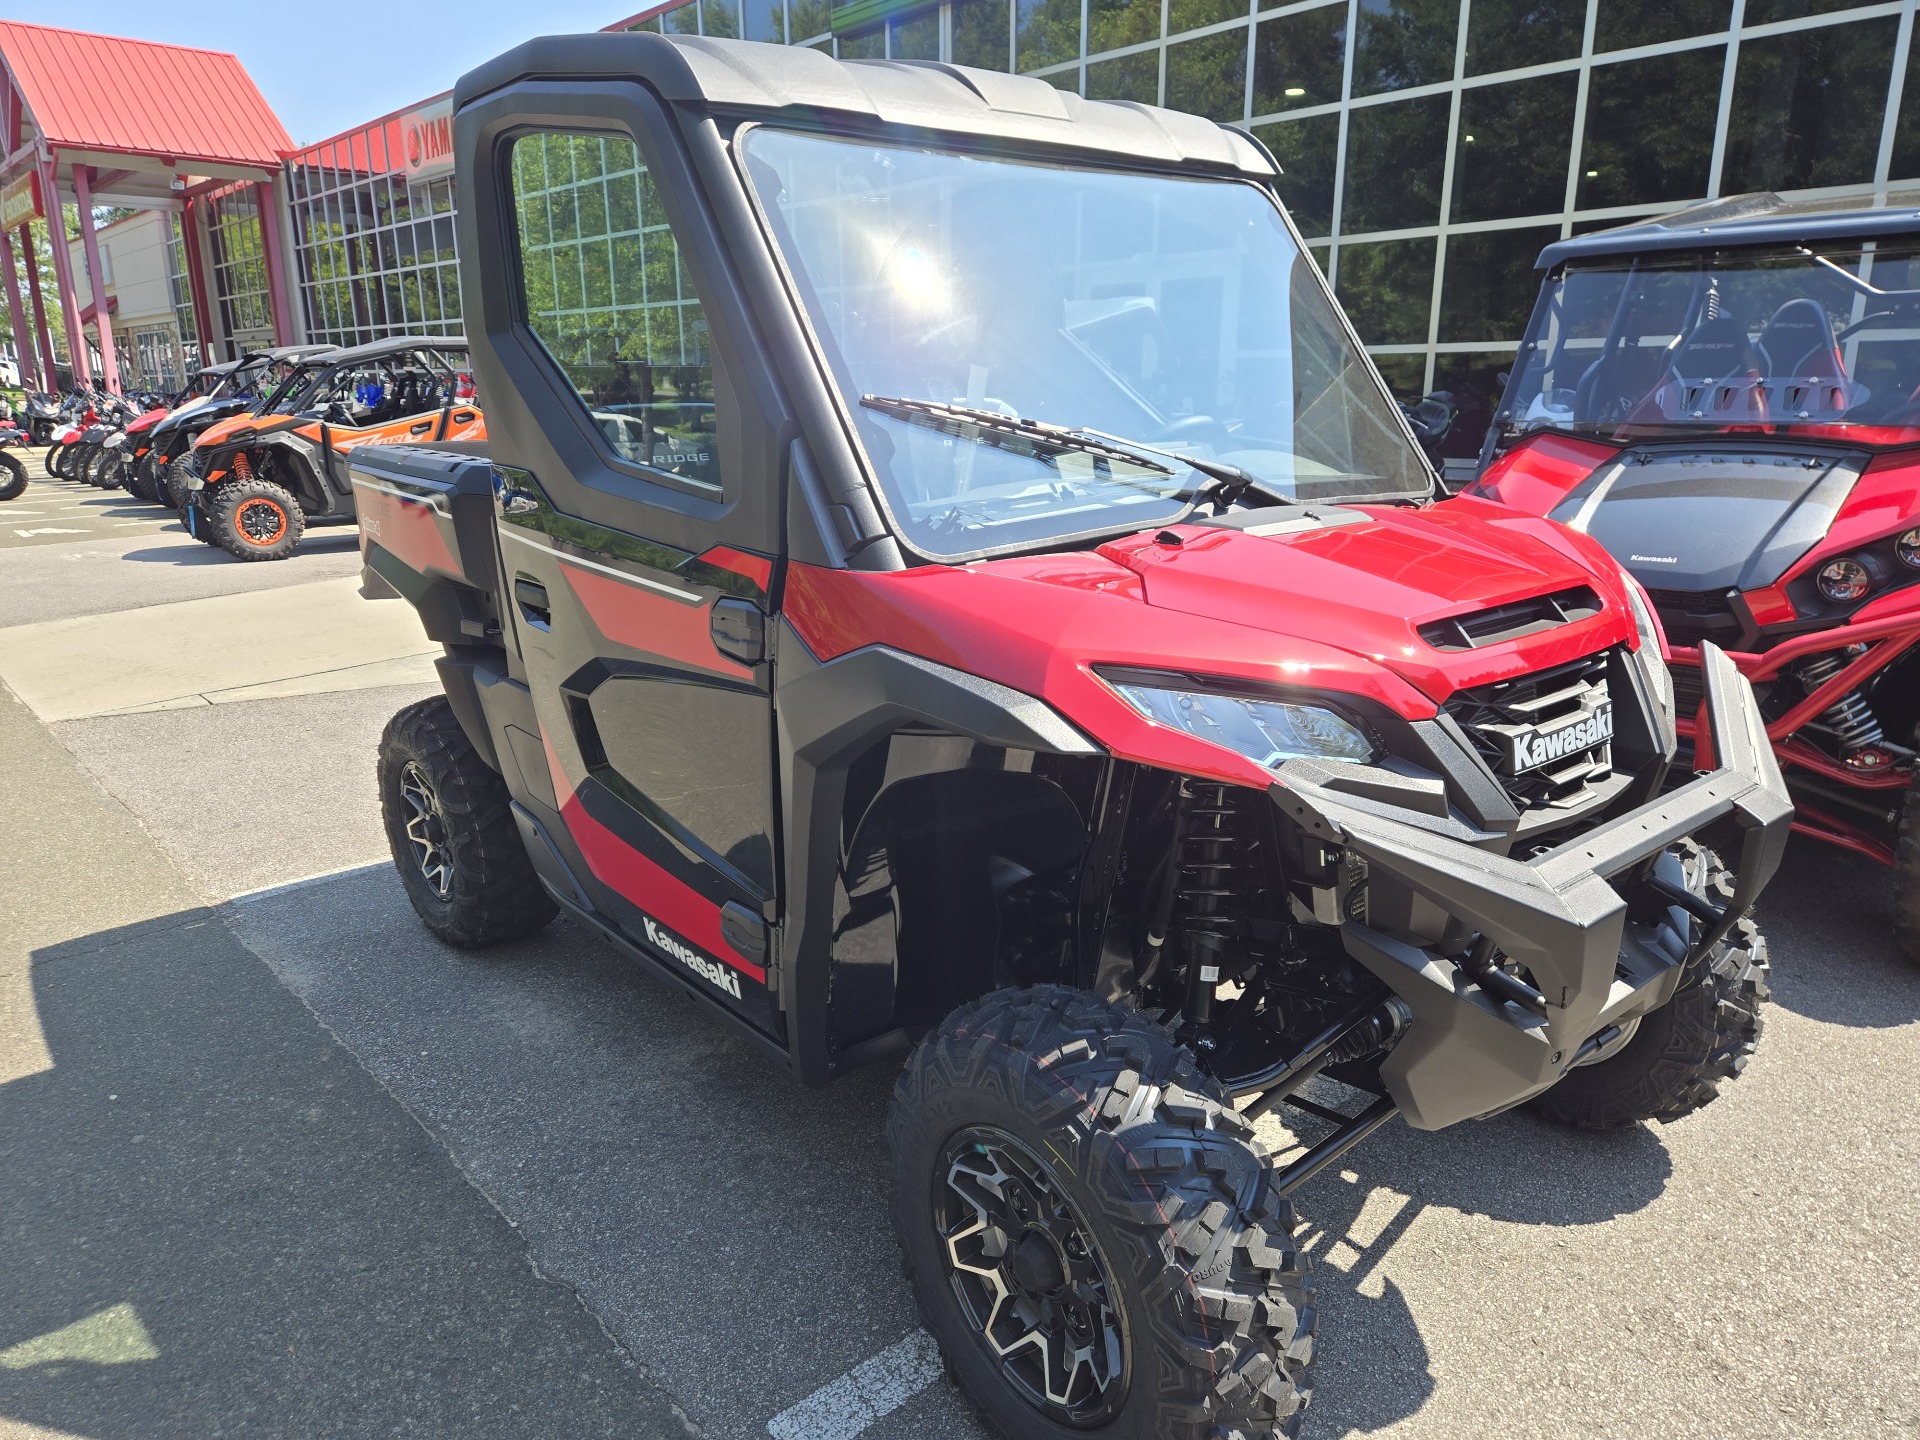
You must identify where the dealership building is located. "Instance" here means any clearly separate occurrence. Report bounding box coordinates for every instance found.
[5,1,1920,443]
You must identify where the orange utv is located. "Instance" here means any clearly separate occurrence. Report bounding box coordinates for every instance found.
[187,336,484,560]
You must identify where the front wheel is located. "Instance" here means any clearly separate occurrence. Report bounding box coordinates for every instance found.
[1529,841,1769,1129]
[208,476,306,561]
[890,987,1315,1440]
[46,443,68,477]
[377,695,558,947]
[0,451,26,501]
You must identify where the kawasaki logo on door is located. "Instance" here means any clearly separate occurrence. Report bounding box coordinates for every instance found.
[642,914,744,999]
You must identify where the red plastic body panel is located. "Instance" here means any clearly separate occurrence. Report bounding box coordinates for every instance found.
[563,562,753,680]
[1467,433,1620,514]
[785,499,1638,792]
[541,735,763,981]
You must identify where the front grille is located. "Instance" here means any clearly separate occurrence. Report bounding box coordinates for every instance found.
[1645,587,1742,649]
[1418,586,1603,652]
[1445,650,1616,812]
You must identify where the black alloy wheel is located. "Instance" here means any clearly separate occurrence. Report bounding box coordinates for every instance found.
[398,760,454,898]
[936,1127,1128,1424]
[377,695,558,947]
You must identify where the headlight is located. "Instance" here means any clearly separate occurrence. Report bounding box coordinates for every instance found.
[1623,575,1675,726]
[1817,557,1873,603]
[1898,527,1920,569]
[1110,680,1377,767]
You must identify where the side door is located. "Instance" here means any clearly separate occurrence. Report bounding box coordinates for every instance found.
[479,110,790,1038]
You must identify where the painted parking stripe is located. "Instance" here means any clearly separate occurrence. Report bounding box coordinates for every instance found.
[765,1330,943,1440]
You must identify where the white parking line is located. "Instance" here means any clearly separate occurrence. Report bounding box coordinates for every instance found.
[766,1331,944,1440]
[14,527,87,536]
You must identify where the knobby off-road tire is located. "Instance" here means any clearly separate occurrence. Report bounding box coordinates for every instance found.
[378,695,557,948]
[890,986,1315,1440]
[1530,841,1769,1129]
[210,477,305,561]
[0,451,26,501]
[164,454,196,512]
[1891,772,1920,968]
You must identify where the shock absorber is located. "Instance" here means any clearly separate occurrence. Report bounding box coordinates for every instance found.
[1799,651,1887,761]
[1174,779,1245,1026]
[231,449,254,482]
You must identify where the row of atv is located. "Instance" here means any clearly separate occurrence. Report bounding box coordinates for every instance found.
[36,336,482,560]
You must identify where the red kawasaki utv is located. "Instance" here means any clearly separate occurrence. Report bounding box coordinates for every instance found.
[356,35,1788,1437]
[1470,193,1920,964]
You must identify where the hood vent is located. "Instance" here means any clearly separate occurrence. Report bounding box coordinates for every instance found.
[1418,586,1603,652]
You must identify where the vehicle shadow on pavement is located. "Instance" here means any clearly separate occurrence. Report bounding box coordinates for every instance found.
[1752,834,1920,1027]
[1276,1097,1673,1434]
[0,906,687,1440]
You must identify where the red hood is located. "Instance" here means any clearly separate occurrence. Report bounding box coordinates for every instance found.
[125,406,169,435]
[784,498,1638,791]
[1091,500,1629,698]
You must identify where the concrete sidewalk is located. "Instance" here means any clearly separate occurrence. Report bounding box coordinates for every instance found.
[0,577,436,721]
[0,683,691,1439]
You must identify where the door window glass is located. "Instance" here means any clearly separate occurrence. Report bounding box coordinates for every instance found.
[510,131,720,493]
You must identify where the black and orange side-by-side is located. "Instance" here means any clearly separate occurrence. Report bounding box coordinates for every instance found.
[187,335,483,561]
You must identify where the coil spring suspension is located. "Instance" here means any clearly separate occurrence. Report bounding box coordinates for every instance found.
[231,450,254,482]
[1174,779,1248,1026]
[1800,651,1884,755]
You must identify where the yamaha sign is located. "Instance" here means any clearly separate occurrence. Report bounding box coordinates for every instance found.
[401,97,455,181]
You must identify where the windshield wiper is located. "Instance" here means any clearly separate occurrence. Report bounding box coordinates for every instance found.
[860,394,1291,507]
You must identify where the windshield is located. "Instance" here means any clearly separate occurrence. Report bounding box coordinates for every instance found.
[1500,240,1920,446]
[741,130,1426,556]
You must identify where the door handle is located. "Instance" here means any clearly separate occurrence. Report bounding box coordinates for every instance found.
[409,420,434,435]
[514,576,551,630]
[452,411,476,424]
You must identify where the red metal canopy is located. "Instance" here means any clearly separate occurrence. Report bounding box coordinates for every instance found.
[0,20,291,173]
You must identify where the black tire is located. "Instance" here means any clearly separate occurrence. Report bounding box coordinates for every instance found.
[0,451,26,501]
[46,443,69,478]
[164,454,196,511]
[93,450,127,490]
[378,695,558,947]
[73,444,99,484]
[127,453,157,503]
[890,986,1315,1440]
[1893,773,1920,967]
[1529,841,1769,1129]
[208,476,306,561]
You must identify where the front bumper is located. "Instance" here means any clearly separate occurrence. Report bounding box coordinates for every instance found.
[1273,642,1791,1130]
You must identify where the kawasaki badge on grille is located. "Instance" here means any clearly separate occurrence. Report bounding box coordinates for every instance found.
[1500,702,1614,773]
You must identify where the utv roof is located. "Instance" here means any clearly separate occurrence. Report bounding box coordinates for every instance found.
[455,32,1276,179]
[320,335,470,363]
[236,344,338,365]
[1538,190,1920,268]
[197,360,242,378]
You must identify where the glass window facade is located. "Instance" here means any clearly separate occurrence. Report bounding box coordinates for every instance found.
[259,0,1920,462]
[165,213,201,373]
[205,185,273,348]
[285,110,464,349]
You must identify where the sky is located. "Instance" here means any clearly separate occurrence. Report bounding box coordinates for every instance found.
[11,0,646,147]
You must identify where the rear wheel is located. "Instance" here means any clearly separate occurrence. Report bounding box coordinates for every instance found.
[209,476,305,561]
[0,451,26,501]
[890,986,1316,1440]
[378,695,558,947]
[1529,841,1769,1128]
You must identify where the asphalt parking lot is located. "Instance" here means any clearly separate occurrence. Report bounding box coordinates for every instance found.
[3,454,1919,1440]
